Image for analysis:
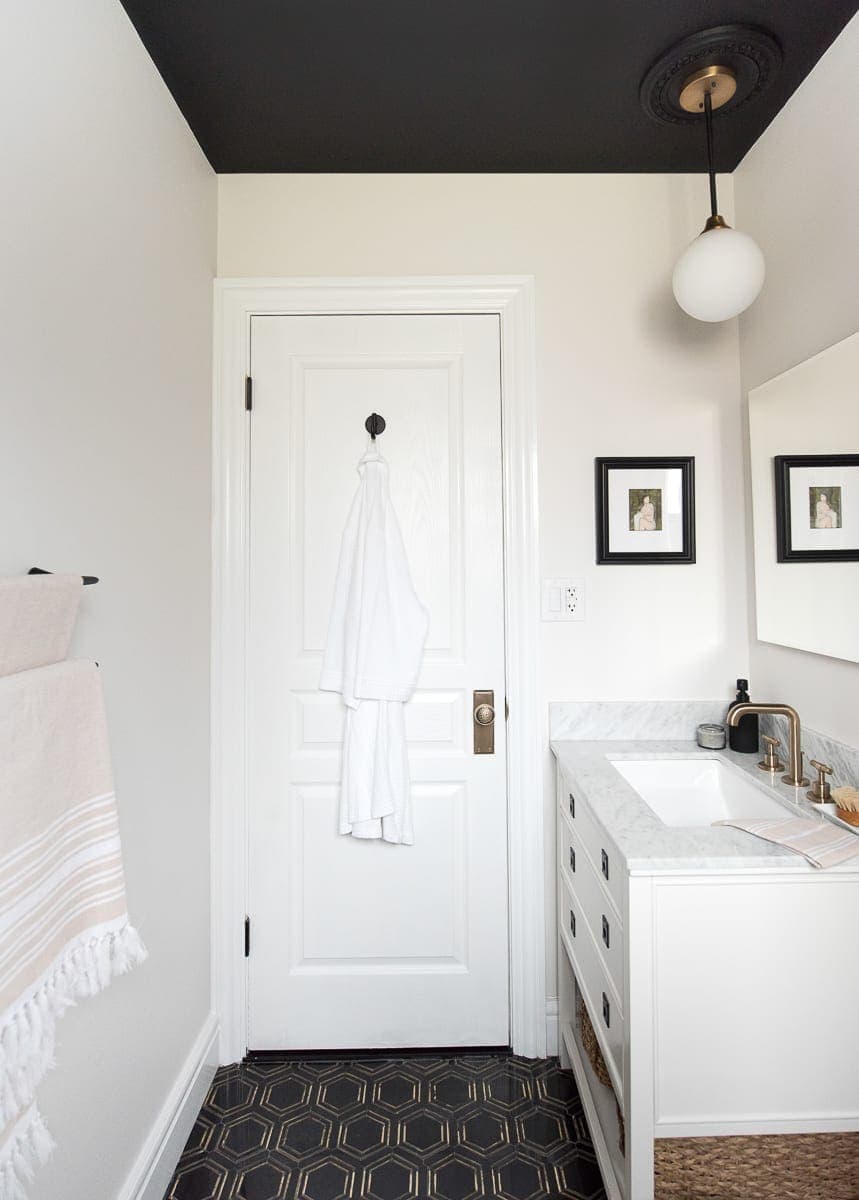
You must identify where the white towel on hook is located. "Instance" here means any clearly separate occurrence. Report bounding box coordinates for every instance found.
[320,445,428,843]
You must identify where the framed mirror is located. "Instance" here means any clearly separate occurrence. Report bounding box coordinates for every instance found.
[749,331,859,664]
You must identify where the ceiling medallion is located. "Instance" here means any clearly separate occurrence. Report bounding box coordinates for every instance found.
[640,24,782,126]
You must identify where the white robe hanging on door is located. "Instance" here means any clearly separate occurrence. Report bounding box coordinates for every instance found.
[320,446,429,843]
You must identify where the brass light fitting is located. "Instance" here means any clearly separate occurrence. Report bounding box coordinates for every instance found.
[640,24,779,323]
[639,23,780,231]
[678,64,737,114]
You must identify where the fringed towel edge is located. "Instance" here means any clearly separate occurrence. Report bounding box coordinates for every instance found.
[0,1106,55,1200]
[0,923,147,1132]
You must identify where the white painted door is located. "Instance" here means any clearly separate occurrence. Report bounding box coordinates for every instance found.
[247,314,509,1050]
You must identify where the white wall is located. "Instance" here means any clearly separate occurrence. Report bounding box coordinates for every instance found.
[0,1,216,1195]
[736,14,859,749]
[218,173,749,1017]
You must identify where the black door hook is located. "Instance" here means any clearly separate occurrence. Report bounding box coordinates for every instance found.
[364,413,386,440]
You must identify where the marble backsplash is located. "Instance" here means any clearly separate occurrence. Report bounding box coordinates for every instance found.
[549,700,728,742]
[549,701,859,789]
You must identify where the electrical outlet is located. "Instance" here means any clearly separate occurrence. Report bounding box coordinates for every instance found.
[542,578,586,621]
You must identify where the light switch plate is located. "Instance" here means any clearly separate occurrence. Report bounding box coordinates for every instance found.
[542,578,586,621]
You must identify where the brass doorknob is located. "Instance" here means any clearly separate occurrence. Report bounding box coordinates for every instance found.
[475,703,495,726]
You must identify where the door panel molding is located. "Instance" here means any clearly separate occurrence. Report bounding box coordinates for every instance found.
[212,277,543,1061]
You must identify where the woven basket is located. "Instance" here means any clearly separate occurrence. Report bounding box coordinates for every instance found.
[577,994,625,1157]
[654,1132,859,1200]
[579,996,612,1088]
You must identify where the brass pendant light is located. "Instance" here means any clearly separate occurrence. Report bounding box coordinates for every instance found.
[641,25,781,322]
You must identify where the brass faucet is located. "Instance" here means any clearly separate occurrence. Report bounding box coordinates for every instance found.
[727,703,808,787]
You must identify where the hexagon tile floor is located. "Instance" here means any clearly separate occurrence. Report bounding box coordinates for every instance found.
[165,1052,607,1200]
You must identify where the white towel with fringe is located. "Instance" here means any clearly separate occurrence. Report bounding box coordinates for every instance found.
[320,446,428,843]
[0,659,147,1199]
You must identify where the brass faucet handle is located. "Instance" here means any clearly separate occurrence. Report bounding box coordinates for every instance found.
[807,759,834,804]
[757,734,783,773]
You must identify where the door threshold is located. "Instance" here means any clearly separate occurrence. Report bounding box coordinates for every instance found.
[245,1045,512,1062]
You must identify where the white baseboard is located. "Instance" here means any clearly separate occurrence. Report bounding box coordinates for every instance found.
[545,997,559,1057]
[118,1011,219,1200]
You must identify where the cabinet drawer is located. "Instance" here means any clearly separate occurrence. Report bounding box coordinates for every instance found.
[560,818,624,999]
[560,767,624,917]
[559,872,624,1096]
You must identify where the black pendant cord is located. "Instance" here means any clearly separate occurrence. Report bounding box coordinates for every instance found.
[704,89,718,220]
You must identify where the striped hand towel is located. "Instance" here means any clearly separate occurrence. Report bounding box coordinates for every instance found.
[0,659,146,1198]
[715,816,859,869]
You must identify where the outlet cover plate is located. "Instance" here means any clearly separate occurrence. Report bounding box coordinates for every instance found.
[542,577,586,622]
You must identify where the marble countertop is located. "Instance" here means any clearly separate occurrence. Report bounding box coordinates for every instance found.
[551,738,859,874]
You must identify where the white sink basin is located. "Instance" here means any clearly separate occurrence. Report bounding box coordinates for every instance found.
[611,758,791,827]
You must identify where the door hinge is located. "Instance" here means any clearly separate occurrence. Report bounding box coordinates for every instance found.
[244,915,250,957]
[244,376,253,412]
[505,697,509,721]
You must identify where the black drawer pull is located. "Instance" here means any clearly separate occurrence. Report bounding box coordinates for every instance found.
[569,846,576,873]
[602,992,610,1028]
[569,908,576,938]
[568,793,575,819]
[601,915,610,949]
[601,848,610,880]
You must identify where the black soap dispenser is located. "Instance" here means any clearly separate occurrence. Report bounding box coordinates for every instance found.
[727,679,759,754]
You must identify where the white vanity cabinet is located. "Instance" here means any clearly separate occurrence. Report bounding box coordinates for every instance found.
[555,753,859,1200]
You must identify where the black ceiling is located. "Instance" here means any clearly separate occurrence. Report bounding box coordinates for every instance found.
[119,1,858,173]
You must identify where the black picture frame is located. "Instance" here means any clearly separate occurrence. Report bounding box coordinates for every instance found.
[595,457,696,565]
[774,454,859,562]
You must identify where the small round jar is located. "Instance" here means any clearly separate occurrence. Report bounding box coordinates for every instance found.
[697,722,727,749]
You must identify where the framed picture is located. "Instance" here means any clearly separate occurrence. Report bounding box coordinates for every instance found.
[774,454,859,562]
[595,457,695,564]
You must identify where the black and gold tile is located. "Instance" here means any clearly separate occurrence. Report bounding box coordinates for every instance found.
[165,1053,606,1200]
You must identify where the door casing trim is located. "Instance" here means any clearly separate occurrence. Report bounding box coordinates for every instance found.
[211,277,544,1062]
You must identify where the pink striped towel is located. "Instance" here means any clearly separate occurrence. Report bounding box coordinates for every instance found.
[715,816,859,869]
[0,659,146,1198]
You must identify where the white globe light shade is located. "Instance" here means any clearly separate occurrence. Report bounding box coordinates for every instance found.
[672,226,765,322]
